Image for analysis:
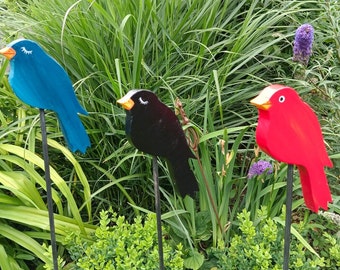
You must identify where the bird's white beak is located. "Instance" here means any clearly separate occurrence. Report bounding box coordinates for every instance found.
[0,47,16,60]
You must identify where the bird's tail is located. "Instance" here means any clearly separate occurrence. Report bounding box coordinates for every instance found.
[297,165,332,212]
[56,108,90,154]
[166,155,198,198]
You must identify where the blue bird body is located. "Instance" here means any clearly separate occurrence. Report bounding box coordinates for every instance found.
[0,39,90,153]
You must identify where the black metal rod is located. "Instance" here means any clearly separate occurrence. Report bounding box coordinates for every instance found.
[153,156,164,270]
[39,109,58,270]
[283,164,294,270]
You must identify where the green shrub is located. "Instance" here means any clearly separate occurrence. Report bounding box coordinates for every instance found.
[64,209,184,270]
[204,208,340,270]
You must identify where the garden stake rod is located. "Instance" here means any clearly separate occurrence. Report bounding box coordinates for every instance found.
[283,164,294,270]
[40,109,58,270]
[153,156,165,270]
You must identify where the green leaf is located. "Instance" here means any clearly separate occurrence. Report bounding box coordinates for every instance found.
[36,134,92,220]
[0,204,96,236]
[273,216,320,257]
[0,144,87,233]
[0,171,46,209]
[0,223,49,263]
[184,250,205,270]
[199,126,251,143]
[0,154,63,213]
[0,245,13,270]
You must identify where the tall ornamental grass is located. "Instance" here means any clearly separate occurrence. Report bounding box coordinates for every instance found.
[0,0,325,209]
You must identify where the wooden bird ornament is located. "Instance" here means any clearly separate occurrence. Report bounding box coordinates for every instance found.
[251,84,332,212]
[117,90,198,197]
[0,39,90,153]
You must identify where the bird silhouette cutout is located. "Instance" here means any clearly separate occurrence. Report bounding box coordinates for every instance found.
[117,90,198,197]
[251,84,332,212]
[0,39,90,153]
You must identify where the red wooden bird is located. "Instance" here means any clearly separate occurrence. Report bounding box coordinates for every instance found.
[250,84,332,212]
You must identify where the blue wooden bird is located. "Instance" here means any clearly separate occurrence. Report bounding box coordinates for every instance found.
[0,39,90,153]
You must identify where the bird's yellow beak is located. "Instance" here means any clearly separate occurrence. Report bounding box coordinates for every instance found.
[117,96,135,110]
[0,47,16,60]
[250,96,271,110]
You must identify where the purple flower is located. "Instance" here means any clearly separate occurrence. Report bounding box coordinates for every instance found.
[247,160,273,179]
[292,24,314,65]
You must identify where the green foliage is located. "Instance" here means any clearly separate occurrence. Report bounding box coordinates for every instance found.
[323,232,340,267]
[164,127,250,250]
[163,129,297,269]
[0,140,97,268]
[64,209,184,269]
[293,211,340,268]
[42,243,66,270]
[204,208,340,269]
[1,0,337,213]
[0,0,339,268]
[244,155,302,219]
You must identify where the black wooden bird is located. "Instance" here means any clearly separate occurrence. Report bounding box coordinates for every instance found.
[117,90,198,197]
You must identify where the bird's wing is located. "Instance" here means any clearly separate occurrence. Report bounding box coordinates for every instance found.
[10,53,87,115]
[266,101,331,167]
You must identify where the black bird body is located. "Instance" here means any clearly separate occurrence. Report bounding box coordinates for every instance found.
[118,90,198,197]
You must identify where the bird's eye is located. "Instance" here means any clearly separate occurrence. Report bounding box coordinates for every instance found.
[139,97,149,105]
[21,47,33,55]
[278,96,285,103]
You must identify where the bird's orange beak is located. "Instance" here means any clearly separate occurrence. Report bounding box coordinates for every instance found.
[0,47,16,60]
[117,96,135,110]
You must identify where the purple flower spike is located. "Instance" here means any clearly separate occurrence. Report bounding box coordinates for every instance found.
[248,160,273,179]
[292,24,314,65]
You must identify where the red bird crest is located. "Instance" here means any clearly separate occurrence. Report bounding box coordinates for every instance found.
[251,84,332,212]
